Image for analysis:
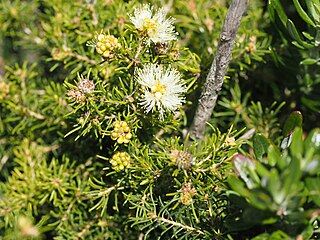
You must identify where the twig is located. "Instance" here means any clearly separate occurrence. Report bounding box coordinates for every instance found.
[151,214,204,235]
[189,0,248,142]
[69,52,98,65]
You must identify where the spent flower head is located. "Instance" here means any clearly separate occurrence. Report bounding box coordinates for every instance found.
[179,182,196,205]
[66,89,86,102]
[129,4,178,44]
[135,63,186,120]
[170,149,194,170]
[0,81,9,100]
[78,79,95,94]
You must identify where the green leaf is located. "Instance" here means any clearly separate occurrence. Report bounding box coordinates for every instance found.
[306,177,320,206]
[305,128,320,149]
[252,230,290,240]
[268,0,288,26]
[228,175,251,199]
[283,111,303,136]
[286,19,302,41]
[253,134,271,161]
[293,0,316,27]
[306,0,320,24]
[300,58,318,65]
[302,31,314,41]
[246,189,273,210]
[282,155,301,196]
[255,161,270,177]
[290,127,304,157]
[301,97,320,112]
[267,143,281,167]
[267,169,281,203]
[286,20,313,48]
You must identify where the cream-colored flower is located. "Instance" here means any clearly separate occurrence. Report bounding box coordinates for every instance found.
[129,4,178,44]
[135,64,186,119]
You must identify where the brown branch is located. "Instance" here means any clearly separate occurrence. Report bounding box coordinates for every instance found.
[189,0,248,142]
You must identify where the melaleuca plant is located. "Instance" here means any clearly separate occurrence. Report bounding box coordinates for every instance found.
[61,4,245,239]
[2,0,309,239]
[0,1,248,239]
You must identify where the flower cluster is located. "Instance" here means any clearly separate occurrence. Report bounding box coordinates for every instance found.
[135,64,186,120]
[85,5,185,120]
[51,46,71,61]
[111,121,132,144]
[245,36,257,53]
[221,136,235,148]
[90,33,121,58]
[17,216,39,238]
[170,149,194,170]
[110,152,131,171]
[129,4,178,44]
[179,182,197,205]
[0,81,9,100]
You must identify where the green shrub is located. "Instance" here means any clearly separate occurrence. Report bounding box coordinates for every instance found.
[0,0,319,239]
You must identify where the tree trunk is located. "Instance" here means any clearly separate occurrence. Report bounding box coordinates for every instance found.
[189,0,248,141]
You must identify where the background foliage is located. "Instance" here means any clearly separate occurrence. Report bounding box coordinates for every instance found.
[0,0,319,239]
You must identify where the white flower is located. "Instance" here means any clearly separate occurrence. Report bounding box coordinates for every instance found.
[135,64,186,119]
[129,4,178,44]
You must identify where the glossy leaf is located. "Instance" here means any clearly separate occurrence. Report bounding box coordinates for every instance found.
[253,134,270,161]
[267,169,282,204]
[290,127,304,158]
[281,133,293,149]
[282,155,301,196]
[228,175,251,199]
[305,128,320,149]
[283,111,303,136]
[267,143,281,166]
[306,177,320,207]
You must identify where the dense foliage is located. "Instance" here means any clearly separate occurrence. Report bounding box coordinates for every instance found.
[0,0,319,239]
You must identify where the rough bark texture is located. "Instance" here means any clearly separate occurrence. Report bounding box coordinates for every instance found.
[189,0,248,141]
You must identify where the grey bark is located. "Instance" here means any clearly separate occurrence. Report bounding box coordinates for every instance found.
[189,0,248,141]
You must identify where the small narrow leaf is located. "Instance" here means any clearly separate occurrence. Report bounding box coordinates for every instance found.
[286,20,313,48]
[306,0,320,23]
[268,0,288,26]
[293,0,316,27]
[300,58,318,65]
[286,20,303,42]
